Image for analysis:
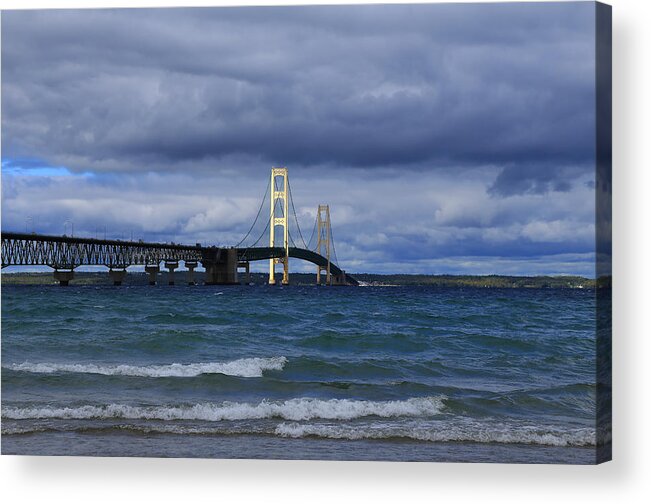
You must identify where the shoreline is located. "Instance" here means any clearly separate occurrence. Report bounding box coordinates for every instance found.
[0,431,601,464]
[0,271,607,289]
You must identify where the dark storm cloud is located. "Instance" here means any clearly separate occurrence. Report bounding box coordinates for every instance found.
[1,3,600,275]
[2,3,595,191]
[487,163,588,197]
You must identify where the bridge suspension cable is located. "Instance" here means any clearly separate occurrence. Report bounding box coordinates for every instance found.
[330,224,340,267]
[230,166,348,283]
[306,216,318,251]
[235,170,335,261]
[286,177,308,249]
[235,177,271,248]
[239,193,274,257]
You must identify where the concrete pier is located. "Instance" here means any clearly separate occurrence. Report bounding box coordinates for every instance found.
[202,248,239,285]
[185,260,198,285]
[145,264,160,285]
[332,270,348,286]
[317,265,331,286]
[53,269,74,286]
[109,268,127,286]
[238,261,251,284]
[165,261,179,285]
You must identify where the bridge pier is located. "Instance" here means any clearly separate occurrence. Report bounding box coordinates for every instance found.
[238,261,251,284]
[331,270,348,286]
[145,264,160,285]
[317,266,331,286]
[185,260,198,285]
[269,257,289,285]
[53,269,74,286]
[202,248,239,285]
[109,268,127,286]
[165,261,179,285]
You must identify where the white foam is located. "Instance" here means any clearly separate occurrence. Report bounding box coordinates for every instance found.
[1,417,596,447]
[0,426,47,435]
[275,421,596,447]
[4,357,287,378]
[1,396,446,422]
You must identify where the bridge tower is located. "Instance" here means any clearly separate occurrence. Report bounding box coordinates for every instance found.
[269,167,289,285]
[316,204,332,285]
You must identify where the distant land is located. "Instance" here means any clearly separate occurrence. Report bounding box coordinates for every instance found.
[0,271,610,288]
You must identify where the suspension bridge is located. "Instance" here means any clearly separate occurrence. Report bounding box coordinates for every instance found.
[0,167,358,286]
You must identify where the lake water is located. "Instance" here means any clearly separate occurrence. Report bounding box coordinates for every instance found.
[1,284,604,463]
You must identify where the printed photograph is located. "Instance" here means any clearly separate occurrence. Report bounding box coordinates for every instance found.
[1,2,611,464]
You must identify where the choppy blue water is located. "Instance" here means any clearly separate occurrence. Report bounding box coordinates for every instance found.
[1,284,600,463]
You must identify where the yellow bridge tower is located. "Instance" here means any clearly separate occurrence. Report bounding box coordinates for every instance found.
[269,167,289,285]
[316,204,332,285]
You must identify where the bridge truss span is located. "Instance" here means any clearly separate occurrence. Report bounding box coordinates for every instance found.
[1,232,203,269]
[0,233,358,285]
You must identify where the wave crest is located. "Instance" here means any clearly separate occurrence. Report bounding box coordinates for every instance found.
[2,416,595,447]
[1,396,446,422]
[275,422,596,447]
[4,357,288,378]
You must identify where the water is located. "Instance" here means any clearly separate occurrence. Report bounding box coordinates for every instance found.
[1,284,601,463]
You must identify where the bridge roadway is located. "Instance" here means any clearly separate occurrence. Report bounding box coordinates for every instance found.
[0,232,358,286]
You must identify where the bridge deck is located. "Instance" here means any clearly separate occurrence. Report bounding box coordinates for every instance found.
[1,232,358,285]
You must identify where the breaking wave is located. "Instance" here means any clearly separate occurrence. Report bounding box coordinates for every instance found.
[4,357,288,378]
[274,422,596,447]
[1,396,446,422]
[2,416,595,447]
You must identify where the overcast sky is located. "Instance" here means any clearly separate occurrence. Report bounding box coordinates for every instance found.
[1,2,599,275]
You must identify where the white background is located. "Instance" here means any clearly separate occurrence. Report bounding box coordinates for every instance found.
[0,0,649,502]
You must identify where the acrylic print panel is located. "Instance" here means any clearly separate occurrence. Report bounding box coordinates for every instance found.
[0,1,612,464]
